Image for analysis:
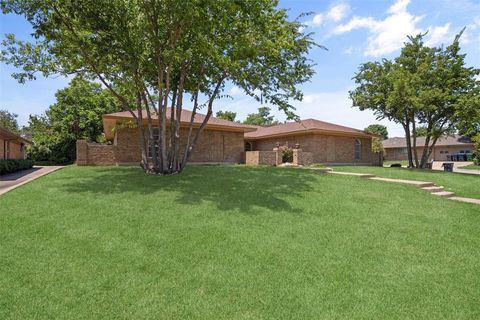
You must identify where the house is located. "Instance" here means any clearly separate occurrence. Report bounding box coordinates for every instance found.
[77,109,257,165]
[0,127,30,160]
[77,110,379,166]
[245,119,377,165]
[383,135,474,161]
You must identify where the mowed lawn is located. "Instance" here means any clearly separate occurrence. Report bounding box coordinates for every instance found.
[1,166,479,319]
[333,166,480,199]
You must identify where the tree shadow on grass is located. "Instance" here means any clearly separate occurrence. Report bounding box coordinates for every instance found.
[58,165,318,213]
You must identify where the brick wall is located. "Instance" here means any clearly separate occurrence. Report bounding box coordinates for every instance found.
[249,133,375,165]
[245,151,279,165]
[0,138,4,160]
[77,126,245,165]
[8,141,25,160]
[293,150,313,166]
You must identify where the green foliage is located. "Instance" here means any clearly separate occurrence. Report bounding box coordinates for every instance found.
[371,137,384,154]
[472,133,480,165]
[364,124,388,139]
[351,31,480,168]
[215,110,236,122]
[282,148,293,163]
[0,159,33,175]
[23,76,122,164]
[0,109,20,133]
[415,126,428,136]
[47,76,121,141]
[243,106,278,126]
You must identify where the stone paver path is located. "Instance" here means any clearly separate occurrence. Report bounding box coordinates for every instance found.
[325,169,480,206]
[0,166,63,196]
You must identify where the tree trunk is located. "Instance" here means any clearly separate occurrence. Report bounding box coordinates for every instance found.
[403,121,414,168]
[411,120,419,168]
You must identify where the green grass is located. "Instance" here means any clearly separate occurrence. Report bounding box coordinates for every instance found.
[333,165,480,199]
[1,165,479,319]
[458,164,480,170]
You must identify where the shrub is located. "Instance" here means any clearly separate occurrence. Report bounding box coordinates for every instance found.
[390,163,402,167]
[26,138,76,165]
[0,159,34,176]
[473,134,480,166]
[282,149,293,163]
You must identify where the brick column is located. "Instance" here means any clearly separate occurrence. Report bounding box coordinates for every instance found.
[76,140,88,166]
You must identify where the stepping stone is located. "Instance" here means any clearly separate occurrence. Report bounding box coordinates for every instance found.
[449,197,480,205]
[369,177,434,188]
[421,186,445,193]
[327,171,375,178]
[430,191,455,198]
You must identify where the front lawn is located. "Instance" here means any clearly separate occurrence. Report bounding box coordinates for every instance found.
[1,166,479,319]
[333,165,480,199]
[459,164,480,170]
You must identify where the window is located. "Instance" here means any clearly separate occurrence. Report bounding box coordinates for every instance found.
[147,128,160,158]
[397,148,408,155]
[354,139,361,160]
[245,142,252,152]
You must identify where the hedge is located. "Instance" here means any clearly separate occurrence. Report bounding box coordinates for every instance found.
[0,159,34,176]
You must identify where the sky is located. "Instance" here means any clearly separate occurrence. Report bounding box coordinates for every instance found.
[1,0,479,137]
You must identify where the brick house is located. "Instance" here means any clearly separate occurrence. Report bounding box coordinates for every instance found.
[77,109,257,165]
[77,110,379,166]
[383,135,474,161]
[0,127,30,160]
[244,119,378,165]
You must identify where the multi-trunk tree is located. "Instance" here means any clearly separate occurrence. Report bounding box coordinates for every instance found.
[350,30,479,168]
[1,0,317,175]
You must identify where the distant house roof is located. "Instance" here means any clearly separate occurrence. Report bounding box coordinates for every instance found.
[244,118,375,140]
[383,135,474,148]
[0,127,31,144]
[103,108,257,139]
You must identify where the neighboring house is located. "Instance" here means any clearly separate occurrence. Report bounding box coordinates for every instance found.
[245,119,376,165]
[77,110,378,166]
[0,127,30,160]
[383,135,474,161]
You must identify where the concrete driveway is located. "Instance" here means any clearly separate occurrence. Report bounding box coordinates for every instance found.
[431,161,480,175]
[0,166,63,196]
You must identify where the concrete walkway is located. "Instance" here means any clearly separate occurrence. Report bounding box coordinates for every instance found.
[0,166,63,196]
[325,170,480,205]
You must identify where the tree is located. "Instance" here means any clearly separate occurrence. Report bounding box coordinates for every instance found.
[0,109,20,133]
[22,77,122,164]
[215,110,236,122]
[351,31,479,168]
[243,106,278,126]
[2,0,318,175]
[47,76,121,141]
[414,126,428,137]
[364,124,388,139]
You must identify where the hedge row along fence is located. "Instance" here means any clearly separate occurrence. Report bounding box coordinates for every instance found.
[0,159,34,176]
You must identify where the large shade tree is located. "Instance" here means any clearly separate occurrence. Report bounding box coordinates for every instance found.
[1,0,318,175]
[350,31,480,168]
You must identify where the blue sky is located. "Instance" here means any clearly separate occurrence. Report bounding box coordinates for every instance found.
[1,0,479,137]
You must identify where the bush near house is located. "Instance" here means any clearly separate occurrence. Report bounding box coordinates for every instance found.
[473,134,480,165]
[0,159,33,175]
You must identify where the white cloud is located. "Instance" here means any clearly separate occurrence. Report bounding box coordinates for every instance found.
[229,86,243,96]
[334,0,424,57]
[327,3,350,22]
[307,2,350,27]
[425,23,451,46]
[291,90,404,136]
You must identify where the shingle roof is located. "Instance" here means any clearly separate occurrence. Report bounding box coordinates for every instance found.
[103,108,257,132]
[383,135,474,148]
[0,127,31,144]
[244,118,374,139]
